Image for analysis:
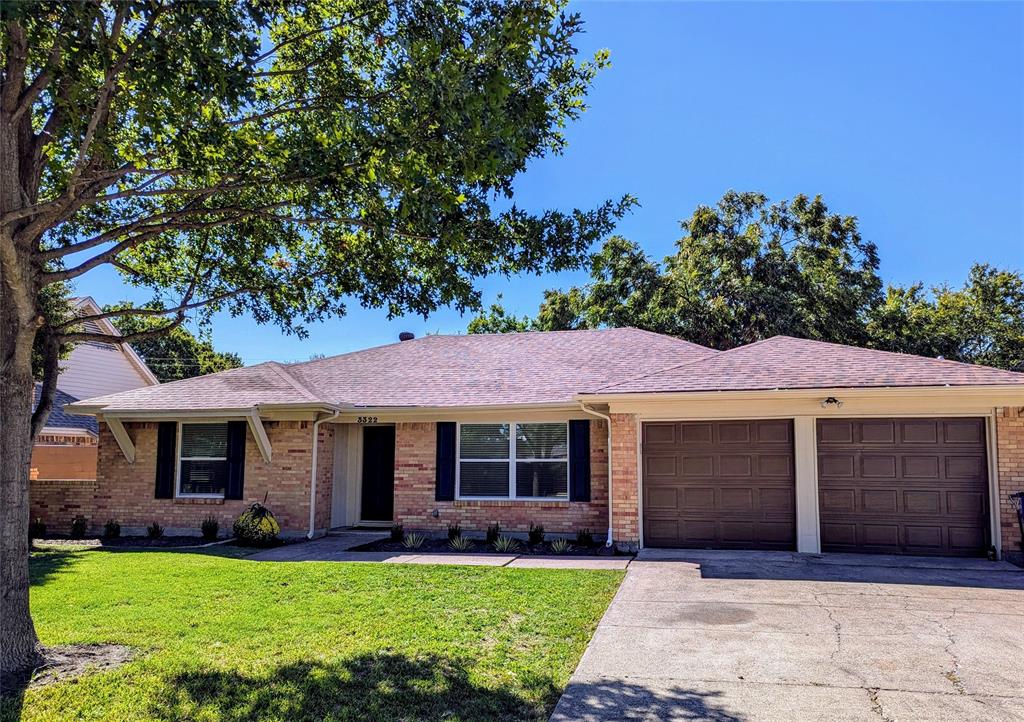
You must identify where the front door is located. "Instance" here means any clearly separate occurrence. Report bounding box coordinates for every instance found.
[360,425,395,523]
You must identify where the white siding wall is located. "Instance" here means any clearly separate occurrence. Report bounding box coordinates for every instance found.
[58,342,153,401]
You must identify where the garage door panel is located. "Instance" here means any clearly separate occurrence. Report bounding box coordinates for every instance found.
[861,420,896,444]
[644,423,676,445]
[945,419,984,444]
[643,420,796,550]
[645,455,676,477]
[903,490,941,515]
[817,417,989,557]
[902,456,940,479]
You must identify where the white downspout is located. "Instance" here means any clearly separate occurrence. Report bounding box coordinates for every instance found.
[308,408,343,539]
[579,402,614,548]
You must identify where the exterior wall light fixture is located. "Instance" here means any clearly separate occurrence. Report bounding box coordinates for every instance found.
[820,396,843,409]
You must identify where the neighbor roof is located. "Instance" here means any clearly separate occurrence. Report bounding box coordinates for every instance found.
[33,384,99,435]
[70,328,715,411]
[592,336,1024,394]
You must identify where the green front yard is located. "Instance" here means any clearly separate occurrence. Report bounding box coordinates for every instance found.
[5,549,623,721]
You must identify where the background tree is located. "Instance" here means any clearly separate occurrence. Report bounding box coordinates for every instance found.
[107,303,242,382]
[0,0,632,676]
[471,192,1023,370]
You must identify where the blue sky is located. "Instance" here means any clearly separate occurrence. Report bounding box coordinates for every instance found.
[75,1,1024,365]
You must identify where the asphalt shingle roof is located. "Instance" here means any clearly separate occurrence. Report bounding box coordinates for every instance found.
[69,331,1024,413]
[594,336,1024,394]
[73,328,714,410]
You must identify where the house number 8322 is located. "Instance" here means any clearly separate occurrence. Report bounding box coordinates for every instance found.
[356,416,379,424]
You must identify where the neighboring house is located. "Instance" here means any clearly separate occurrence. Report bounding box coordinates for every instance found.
[64,328,1024,563]
[30,297,159,523]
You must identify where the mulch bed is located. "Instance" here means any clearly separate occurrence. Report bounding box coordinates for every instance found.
[352,536,627,556]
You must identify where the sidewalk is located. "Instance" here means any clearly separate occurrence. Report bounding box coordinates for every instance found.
[249,533,632,569]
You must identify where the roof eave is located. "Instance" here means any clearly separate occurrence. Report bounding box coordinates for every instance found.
[575,384,1024,404]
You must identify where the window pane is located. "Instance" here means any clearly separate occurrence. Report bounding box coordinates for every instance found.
[515,461,568,498]
[459,462,509,497]
[180,459,228,495]
[459,424,510,459]
[181,423,228,458]
[515,423,567,459]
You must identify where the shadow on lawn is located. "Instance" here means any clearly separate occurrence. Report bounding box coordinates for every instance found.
[150,652,560,722]
[28,548,83,586]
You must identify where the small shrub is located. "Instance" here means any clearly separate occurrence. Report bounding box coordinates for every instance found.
[448,535,473,551]
[492,535,520,553]
[402,532,425,549]
[200,517,219,541]
[550,538,571,554]
[70,516,87,539]
[147,521,164,539]
[28,518,46,541]
[485,523,501,545]
[528,523,545,545]
[390,523,404,542]
[576,528,594,547]
[103,520,121,539]
[233,503,280,546]
[447,522,462,541]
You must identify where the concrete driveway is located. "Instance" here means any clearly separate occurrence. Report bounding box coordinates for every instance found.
[552,551,1024,722]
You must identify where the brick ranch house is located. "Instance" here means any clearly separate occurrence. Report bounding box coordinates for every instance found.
[53,328,1024,562]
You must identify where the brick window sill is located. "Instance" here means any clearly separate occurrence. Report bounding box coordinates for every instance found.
[454,499,571,508]
[173,497,225,506]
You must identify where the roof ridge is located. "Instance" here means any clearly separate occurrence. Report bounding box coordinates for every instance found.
[265,361,323,402]
[592,347,723,392]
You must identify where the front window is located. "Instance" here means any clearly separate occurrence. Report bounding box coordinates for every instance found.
[458,422,568,500]
[178,423,228,496]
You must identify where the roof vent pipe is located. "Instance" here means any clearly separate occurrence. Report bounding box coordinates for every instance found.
[399,331,415,341]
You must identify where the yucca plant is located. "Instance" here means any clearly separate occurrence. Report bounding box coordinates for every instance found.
[492,535,520,553]
[402,532,425,549]
[448,535,474,551]
[549,538,571,554]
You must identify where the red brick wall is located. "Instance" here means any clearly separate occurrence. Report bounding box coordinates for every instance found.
[610,413,640,547]
[314,424,335,531]
[997,407,1024,563]
[86,419,320,536]
[30,445,98,481]
[29,479,99,533]
[393,420,610,537]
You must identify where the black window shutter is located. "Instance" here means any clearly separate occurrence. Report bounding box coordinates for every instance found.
[154,421,177,499]
[225,420,247,500]
[569,419,591,502]
[435,422,456,501]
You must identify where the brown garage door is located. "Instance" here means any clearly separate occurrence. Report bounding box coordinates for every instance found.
[818,418,990,557]
[642,420,796,549]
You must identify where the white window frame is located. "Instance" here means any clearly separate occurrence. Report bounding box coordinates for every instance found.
[176,421,229,499]
[455,421,570,501]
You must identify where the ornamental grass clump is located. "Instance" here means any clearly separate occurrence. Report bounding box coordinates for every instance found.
[402,532,425,550]
[492,535,520,553]
[70,516,88,539]
[233,502,280,546]
[103,520,121,539]
[200,517,219,541]
[447,522,462,541]
[528,523,545,545]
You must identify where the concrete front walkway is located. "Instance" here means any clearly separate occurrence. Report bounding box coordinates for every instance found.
[552,550,1024,722]
[248,533,631,569]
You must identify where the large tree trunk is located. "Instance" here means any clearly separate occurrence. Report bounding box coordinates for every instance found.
[0,278,42,677]
[0,90,44,675]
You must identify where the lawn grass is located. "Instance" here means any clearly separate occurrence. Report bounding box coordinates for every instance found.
[4,548,623,721]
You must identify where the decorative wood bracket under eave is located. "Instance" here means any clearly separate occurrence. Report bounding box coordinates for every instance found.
[247,409,272,463]
[106,417,136,464]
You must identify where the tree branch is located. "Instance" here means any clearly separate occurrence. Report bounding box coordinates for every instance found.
[30,329,60,439]
[55,288,252,331]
